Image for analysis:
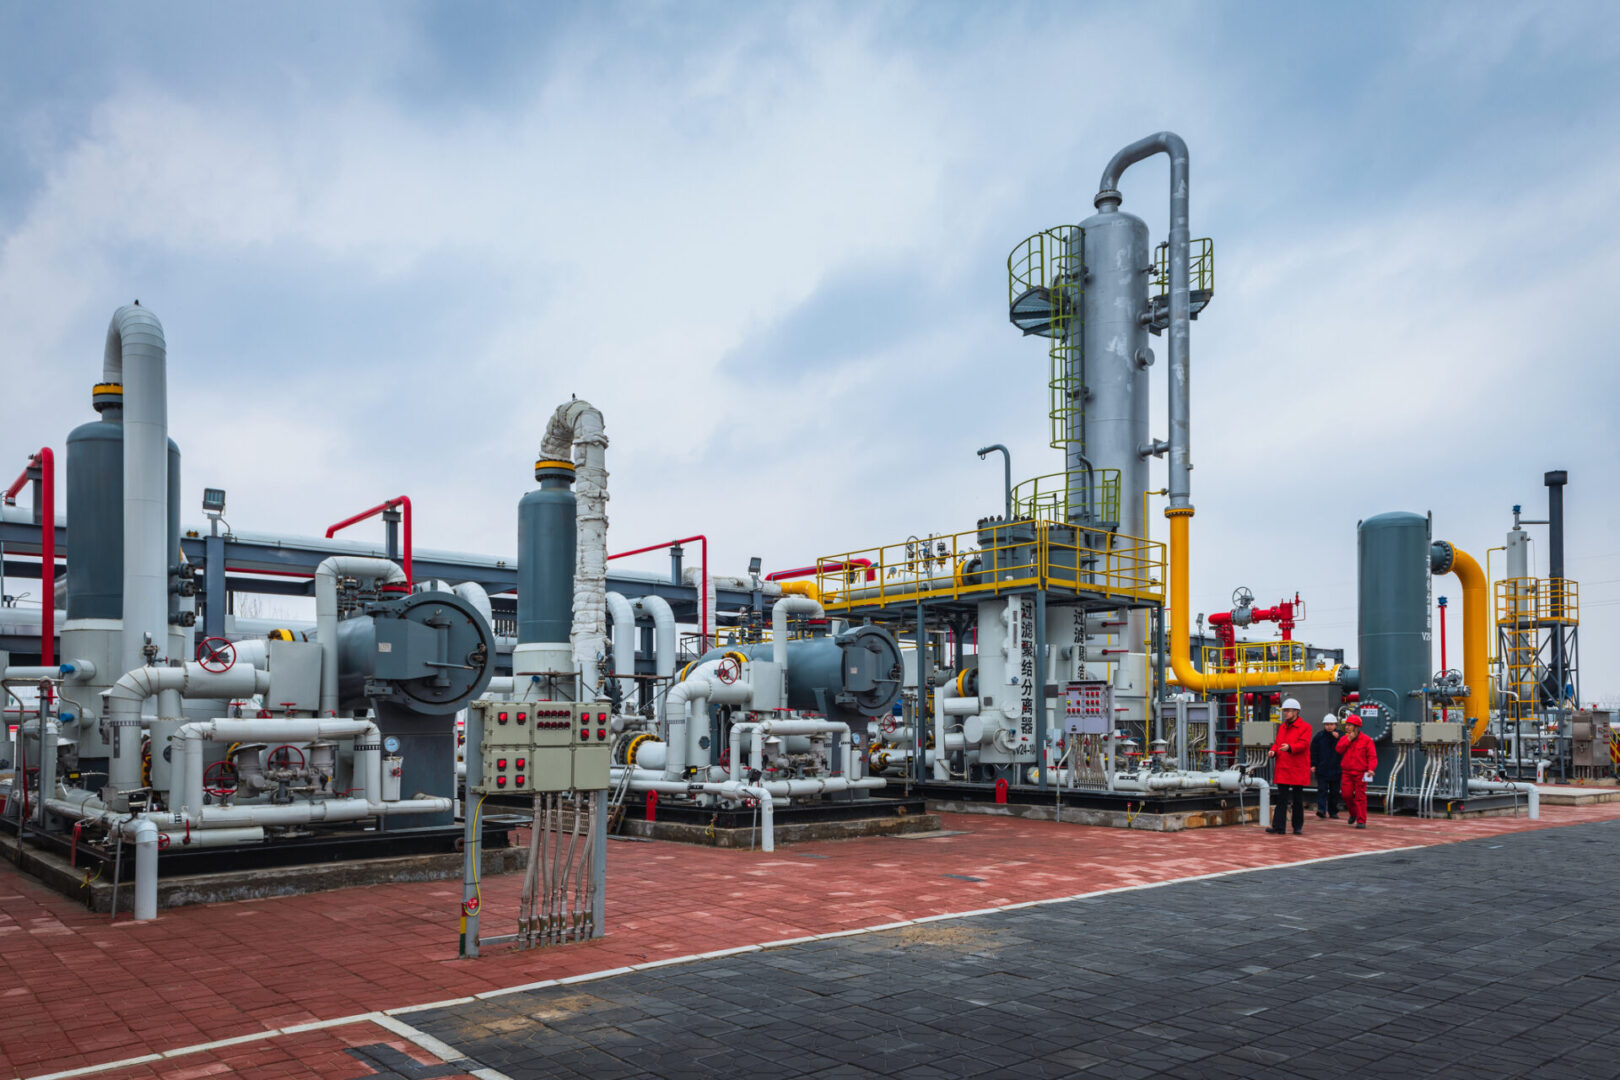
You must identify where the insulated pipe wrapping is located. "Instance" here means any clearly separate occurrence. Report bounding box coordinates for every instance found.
[540,400,609,692]
[605,591,637,712]
[314,556,405,715]
[105,304,171,675]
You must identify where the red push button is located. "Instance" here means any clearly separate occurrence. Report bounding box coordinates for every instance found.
[517,712,528,724]
[516,758,526,769]
[497,758,508,770]
[497,711,509,724]
[580,729,591,741]
[515,775,526,788]
[496,775,507,788]
[597,728,606,740]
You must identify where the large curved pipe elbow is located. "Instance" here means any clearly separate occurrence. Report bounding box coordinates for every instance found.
[540,400,609,691]
[1166,511,1338,693]
[1096,132,1194,512]
[1096,131,1189,203]
[1432,542,1490,744]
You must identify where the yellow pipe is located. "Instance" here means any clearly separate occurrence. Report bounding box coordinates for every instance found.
[779,580,820,603]
[1438,543,1490,745]
[1166,509,1339,692]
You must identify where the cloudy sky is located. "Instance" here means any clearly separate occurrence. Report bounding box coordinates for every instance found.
[2,1,1617,695]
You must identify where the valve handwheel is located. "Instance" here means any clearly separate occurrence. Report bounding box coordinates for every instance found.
[716,657,742,685]
[880,716,900,734]
[157,833,171,850]
[196,637,236,673]
[1231,586,1255,609]
[203,759,239,797]
[267,744,306,771]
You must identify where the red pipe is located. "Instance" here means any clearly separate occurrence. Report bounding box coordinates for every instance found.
[5,450,55,667]
[324,496,412,589]
[609,535,708,647]
[1437,595,1449,672]
[766,558,875,583]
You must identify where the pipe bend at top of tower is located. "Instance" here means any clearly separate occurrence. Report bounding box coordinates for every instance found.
[1095,131,1188,209]
[103,303,166,387]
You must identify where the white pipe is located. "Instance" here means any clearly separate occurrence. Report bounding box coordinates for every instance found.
[632,595,676,730]
[666,662,753,777]
[1468,778,1540,819]
[171,717,383,817]
[124,818,158,921]
[727,719,851,783]
[614,768,883,798]
[106,304,170,678]
[452,581,494,627]
[771,595,824,685]
[106,662,272,800]
[605,591,637,712]
[540,400,608,692]
[315,556,405,716]
[484,676,515,697]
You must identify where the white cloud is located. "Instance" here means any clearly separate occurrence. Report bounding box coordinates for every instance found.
[1,2,1617,693]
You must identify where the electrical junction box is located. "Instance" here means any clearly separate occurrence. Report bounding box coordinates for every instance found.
[1063,680,1112,735]
[1421,722,1464,744]
[1241,721,1276,747]
[265,640,323,713]
[468,701,613,795]
[1391,722,1419,744]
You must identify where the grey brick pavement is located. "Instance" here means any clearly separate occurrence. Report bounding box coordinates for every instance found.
[413,821,1620,1079]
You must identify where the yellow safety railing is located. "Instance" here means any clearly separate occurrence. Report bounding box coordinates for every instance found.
[1200,639,1319,677]
[814,520,1164,613]
[1011,469,1121,528]
[1494,577,1579,626]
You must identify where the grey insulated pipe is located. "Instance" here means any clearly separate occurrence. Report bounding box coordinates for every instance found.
[105,304,171,671]
[1096,132,1193,511]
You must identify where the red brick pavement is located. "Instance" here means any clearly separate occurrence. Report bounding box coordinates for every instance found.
[5,801,1618,1079]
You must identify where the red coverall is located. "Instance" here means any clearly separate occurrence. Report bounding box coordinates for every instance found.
[1337,730,1378,825]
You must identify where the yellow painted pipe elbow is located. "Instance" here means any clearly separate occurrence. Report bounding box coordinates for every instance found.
[1438,543,1490,744]
[1166,510,1339,693]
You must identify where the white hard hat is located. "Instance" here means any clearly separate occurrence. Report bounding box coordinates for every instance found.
[1321,713,1338,724]
[1281,698,1302,711]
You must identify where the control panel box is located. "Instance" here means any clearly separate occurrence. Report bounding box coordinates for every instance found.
[1240,721,1276,748]
[468,701,613,795]
[1421,721,1464,744]
[1390,722,1419,744]
[1063,681,1112,735]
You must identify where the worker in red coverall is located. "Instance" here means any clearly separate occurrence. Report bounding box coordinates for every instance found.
[1337,714,1378,829]
[1266,698,1314,835]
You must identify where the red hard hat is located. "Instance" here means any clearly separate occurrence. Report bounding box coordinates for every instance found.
[1344,714,1362,726]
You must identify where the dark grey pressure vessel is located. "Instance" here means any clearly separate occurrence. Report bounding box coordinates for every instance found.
[66,411,184,623]
[65,416,123,620]
[517,462,576,644]
[1357,511,1431,740]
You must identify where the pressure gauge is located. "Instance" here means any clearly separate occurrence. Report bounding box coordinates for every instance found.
[383,735,402,754]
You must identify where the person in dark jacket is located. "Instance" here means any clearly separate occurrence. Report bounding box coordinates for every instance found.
[1266,698,1313,834]
[1310,713,1342,819]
